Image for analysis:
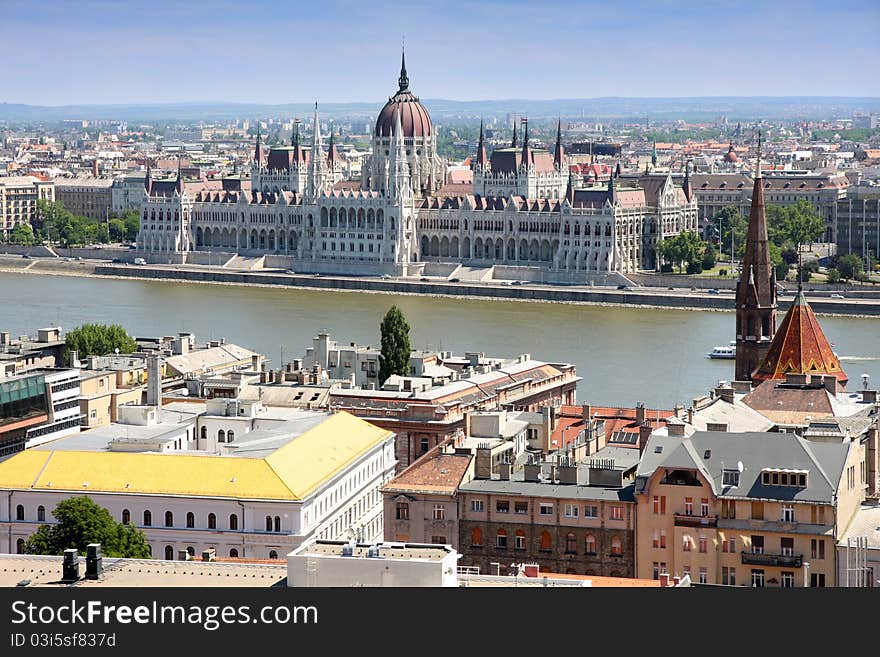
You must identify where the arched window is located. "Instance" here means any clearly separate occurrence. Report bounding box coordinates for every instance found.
[164,545,174,560]
[227,430,235,442]
[274,516,281,533]
[540,530,552,552]
[186,546,195,557]
[186,512,195,528]
[218,429,225,443]
[15,505,24,521]
[229,514,238,530]
[266,515,273,532]
[122,509,131,525]
[144,510,152,526]
[566,532,577,554]
[208,513,216,530]
[584,534,596,555]
[229,548,239,558]
[16,538,25,554]
[269,550,279,560]
[471,527,483,547]
[611,537,622,556]
[37,506,45,522]
[165,511,173,527]
[200,426,207,440]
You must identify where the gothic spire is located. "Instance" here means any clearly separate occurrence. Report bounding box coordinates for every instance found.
[398,45,409,92]
[520,118,531,168]
[683,159,692,202]
[554,118,565,169]
[176,156,183,192]
[511,118,518,148]
[254,123,262,164]
[475,118,488,170]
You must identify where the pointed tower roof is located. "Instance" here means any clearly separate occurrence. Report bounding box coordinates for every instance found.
[176,156,183,192]
[554,119,565,168]
[520,118,531,168]
[511,118,518,148]
[398,45,409,92]
[737,131,774,307]
[144,158,152,195]
[327,127,340,167]
[752,291,848,385]
[475,119,488,170]
[254,124,263,164]
[651,140,657,167]
[682,159,692,202]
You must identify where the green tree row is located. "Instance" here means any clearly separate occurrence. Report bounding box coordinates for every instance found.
[1,199,141,248]
[64,323,138,362]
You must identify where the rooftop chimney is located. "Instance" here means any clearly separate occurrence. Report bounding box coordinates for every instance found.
[62,549,80,583]
[524,462,541,482]
[822,375,838,395]
[659,573,670,587]
[146,354,162,408]
[636,402,646,423]
[85,544,102,580]
[667,420,686,437]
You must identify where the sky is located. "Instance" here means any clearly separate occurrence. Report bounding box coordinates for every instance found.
[2,0,879,105]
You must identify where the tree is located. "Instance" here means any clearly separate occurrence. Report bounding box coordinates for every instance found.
[701,243,716,270]
[23,496,151,558]
[8,222,35,245]
[768,242,788,281]
[838,253,863,280]
[658,231,703,274]
[710,206,746,260]
[826,268,841,284]
[120,209,141,242]
[108,218,126,242]
[782,200,826,250]
[64,323,138,363]
[379,306,411,384]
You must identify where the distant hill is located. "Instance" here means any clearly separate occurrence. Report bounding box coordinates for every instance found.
[1,97,878,124]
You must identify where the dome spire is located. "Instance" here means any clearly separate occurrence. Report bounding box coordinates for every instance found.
[398,41,409,92]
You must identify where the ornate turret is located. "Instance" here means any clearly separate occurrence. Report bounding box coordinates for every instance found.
[306,103,327,200]
[735,131,778,381]
[520,118,531,170]
[254,124,262,164]
[176,156,183,193]
[651,140,657,168]
[389,104,412,200]
[554,119,565,169]
[682,160,692,202]
[398,46,409,92]
[144,158,152,195]
[475,119,488,171]
[511,118,518,148]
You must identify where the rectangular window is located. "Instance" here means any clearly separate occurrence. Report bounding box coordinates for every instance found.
[683,536,692,552]
[722,566,737,586]
[514,534,525,550]
[684,497,693,516]
[431,535,446,545]
[653,562,659,580]
[781,505,795,523]
[751,535,764,555]
[699,536,707,553]
[496,500,510,514]
[751,569,765,588]
[660,530,667,548]
[514,502,528,514]
[471,500,484,513]
[496,533,507,549]
[432,504,445,521]
[660,496,666,514]
[722,470,740,486]
[810,573,826,588]
[539,503,553,516]
[811,538,825,560]
[781,537,794,556]
[699,567,708,584]
[653,530,660,549]
[781,571,794,588]
[700,498,709,517]
[583,505,598,518]
[395,502,409,520]
[609,506,624,521]
[751,501,764,520]
[721,499,736,519]
[564,504,578,518]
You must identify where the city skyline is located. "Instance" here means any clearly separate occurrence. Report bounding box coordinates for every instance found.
[2,0,879,106]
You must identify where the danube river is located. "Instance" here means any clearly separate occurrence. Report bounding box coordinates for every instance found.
[2,271,878,408]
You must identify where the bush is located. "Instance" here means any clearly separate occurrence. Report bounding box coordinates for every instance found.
[686,261,703,275]
[825,268,841,284]
[719,269,727,277]
[701,246,716,271]
[660,263,673,273]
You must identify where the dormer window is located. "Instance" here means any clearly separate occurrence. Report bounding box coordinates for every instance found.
[761,468,807,488]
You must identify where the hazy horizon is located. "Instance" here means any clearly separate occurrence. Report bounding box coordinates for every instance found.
[2,0,878,106]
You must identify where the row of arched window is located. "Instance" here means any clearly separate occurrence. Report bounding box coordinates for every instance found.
[199,426,235,443]
[156,546,280,560]
[15,505,46,522]
[120,510,239,530]
[471,528,622,556]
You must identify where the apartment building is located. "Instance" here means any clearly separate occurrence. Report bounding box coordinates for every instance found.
[0,175,54,240]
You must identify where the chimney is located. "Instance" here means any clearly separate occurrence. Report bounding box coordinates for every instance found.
[474,447,492,479]
[146,354,162,408]
[659,573,670,587]
[822,375,838,395]
[714,386,735,404]
[582,404,592,425]
[687,407,694,424]
[635,402,646,423]
[667,420,686,437]
[499,461,511,480]
[69,349,80,368]
[558,462,578,484]
[731,380,752,394]
[861,390,877,404]
[638,424,653,454]
[524,462,541,482]
[85,544,102,580]
[0,332,9,345]
[62,548,80,583]
[522,564,540,578]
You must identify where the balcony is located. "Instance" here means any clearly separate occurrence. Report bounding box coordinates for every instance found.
[673,513,718,528]
[740,551,803,568]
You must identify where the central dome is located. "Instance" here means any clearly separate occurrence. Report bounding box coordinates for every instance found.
[374,51,433,138]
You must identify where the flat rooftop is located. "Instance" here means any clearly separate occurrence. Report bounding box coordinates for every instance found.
[295,541,455,562]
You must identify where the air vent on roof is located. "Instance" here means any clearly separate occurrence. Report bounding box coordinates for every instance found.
[703,450,711,459]
[654,446,663,454]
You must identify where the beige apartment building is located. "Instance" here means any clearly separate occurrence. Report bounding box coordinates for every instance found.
[78,370,144,429]
[635,430,865,587]
[0,176,54,240]
[54,177,113,220]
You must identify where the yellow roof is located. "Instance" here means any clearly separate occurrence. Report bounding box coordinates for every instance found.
[0,412,391,501]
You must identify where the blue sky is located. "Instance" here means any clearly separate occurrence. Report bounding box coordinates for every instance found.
[3,0,878,105]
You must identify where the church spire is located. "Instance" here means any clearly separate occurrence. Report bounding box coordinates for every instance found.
[520,118,531,168]
[291,120,298,147]
[254,123,262,164]
[475,118,488,171]
[683,159,692,202]
[307,103,327,199]
[398,44,409,92]
[511,118,518,148]
[554,118,565,169]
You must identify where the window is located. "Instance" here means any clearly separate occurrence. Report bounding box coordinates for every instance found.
[811,505,825,525]
[810,573,826,588]
[722,469,740,486]
[16,538,25,554]
[683,535,693,552]
[165,545,174,560]
[432,504,445,521]
[229,514,238,531]
[122,509,130,525]
[165,511,173,527]
[431,536,446,545]
[684,497,693,516]
[274,516,281,532]
[15,505,24,521]
[218,429,225,443]
[781,505,795,522]
[751,535,764,555]
[540,530,552,552]
[144,510,152,527]
[751,569,765,588]
[186,512,195,528]
[514,502,528,514]
[699,567,708,584]
[652,529,660,549]
[751,502,764,520]
[539,503,553,516]
[653,562,660,580]
[584,505,598,518]
[200,426,207,440]
[470,500,484,513]
[496,500,510,514]
[565,532,577,554]
[722,566,736,586]
[208,513,216,530]
[584,535,596,555]
[471,527,483,547]
[229,549,239,558]
[700,498,709,517]
[227,430,234,442]
[269,550,278,560]
[610,537,622,556]
[652,495,666,514]
[496,529,507,548]
[682,566,691,578]
[419,437,429,455]
[564,504,578,518]
[610,506,624,521]
[698,535,707,553]
[811,538,825,560]
[779,571,795,588]
[396,502,409,520]
[722,537,735,553]
[37,506,45,522]
[515,530,526,550]
[265,516,272,532]
[721,499,736,519]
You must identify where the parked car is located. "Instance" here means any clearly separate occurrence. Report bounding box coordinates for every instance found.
[420,277,430,282]
[449,277,460,282]
[512,280,523,285]
[830,293,845,299]
[133,257,146,265]
[617,284,629,290]
[707,288,720,295]
[21,254,30,259]
[380,274,392,279]
[111,258,122,263]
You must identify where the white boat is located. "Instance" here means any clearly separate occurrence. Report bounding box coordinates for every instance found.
[708,344,736,359]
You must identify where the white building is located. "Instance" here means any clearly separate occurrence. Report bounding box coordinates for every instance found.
[0,409,397,560]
